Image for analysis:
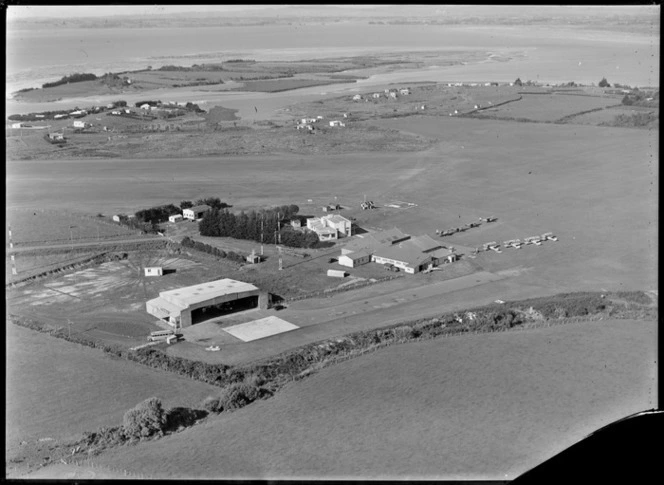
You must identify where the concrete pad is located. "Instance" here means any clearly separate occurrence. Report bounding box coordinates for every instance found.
[223,316,299,342]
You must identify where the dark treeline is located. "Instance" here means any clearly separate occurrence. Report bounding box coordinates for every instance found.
[199,204,323,248]
[42,72,98,89]
[135,204,181,224]
[180,198,231,211]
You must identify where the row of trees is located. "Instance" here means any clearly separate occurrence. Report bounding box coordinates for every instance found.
[134,204,181,224]
[180,236,246,263]
[180,197,231,211]
[42,72,98,89]
[199,205,325,248]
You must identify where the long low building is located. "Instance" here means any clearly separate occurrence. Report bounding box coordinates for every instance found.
[146,279,260,328]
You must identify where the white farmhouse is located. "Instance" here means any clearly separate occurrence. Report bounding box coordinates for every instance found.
[322,214,352,237]
[183,205,211,221]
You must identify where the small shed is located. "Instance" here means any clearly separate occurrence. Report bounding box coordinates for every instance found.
[338,251,371,268]
[169,214,183,223]
[246,250,261,264]
[144,267,163,277]
[327,269,347,278]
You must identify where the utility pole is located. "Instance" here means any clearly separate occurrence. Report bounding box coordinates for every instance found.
[278,246,283,271]
[277,212,281,244]
[69,225,75,249]
[260,213,264,256]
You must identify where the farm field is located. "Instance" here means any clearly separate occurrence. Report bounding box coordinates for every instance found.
[77,319,656,480]
[569,105,659,127]
[6,209,139,247]
[472,93,622,122]
[5,250,102,283]
[6,114,658,296]
[5,323,219,468]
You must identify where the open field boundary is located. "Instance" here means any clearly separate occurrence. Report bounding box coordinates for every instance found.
[285,273,404,302]
[6,252,110,288]
[8,290,656,389]
[553,104,624,124]
[8,290,656,478]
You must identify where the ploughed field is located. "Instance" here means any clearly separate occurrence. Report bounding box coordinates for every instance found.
[87,319,657,480]
[5,323,219,465]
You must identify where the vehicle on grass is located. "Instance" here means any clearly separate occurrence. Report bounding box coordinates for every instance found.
[205,345,221,352]
[384,264,400,272]
[147,329,175,342]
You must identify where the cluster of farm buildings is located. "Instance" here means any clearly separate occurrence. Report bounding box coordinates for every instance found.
[352,87,411,102]
[337,227,456,273]
[295,114,348,131]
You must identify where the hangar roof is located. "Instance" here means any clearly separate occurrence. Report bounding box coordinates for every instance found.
[159,279,259,307]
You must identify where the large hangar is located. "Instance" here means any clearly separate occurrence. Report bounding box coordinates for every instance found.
[146,279,260,328]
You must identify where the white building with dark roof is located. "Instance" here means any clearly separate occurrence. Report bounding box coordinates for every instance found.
[183,205,211,220]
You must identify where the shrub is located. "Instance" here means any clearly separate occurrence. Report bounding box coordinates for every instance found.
[218,382,260,410]
[122,397,167,440]
[598,77,610,88]
[202,396,223,414]
[164,407,207,431]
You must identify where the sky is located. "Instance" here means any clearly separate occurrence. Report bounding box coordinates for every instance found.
[6,5,282,19]
[7,4,657,20]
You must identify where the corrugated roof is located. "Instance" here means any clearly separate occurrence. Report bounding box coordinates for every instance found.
[342,228,410,253]
[147,296,184,317]
[408,235,442,252]
[159,279,259,308]
[374,243,432,267]
[341,251,370,260]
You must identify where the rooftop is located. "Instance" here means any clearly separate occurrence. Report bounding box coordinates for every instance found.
[323,214,351,224]
[373,242,432,267]
[187,204,211,212]
[159,278,259,308]
[408,234,442,253]
[342,251,370,260]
